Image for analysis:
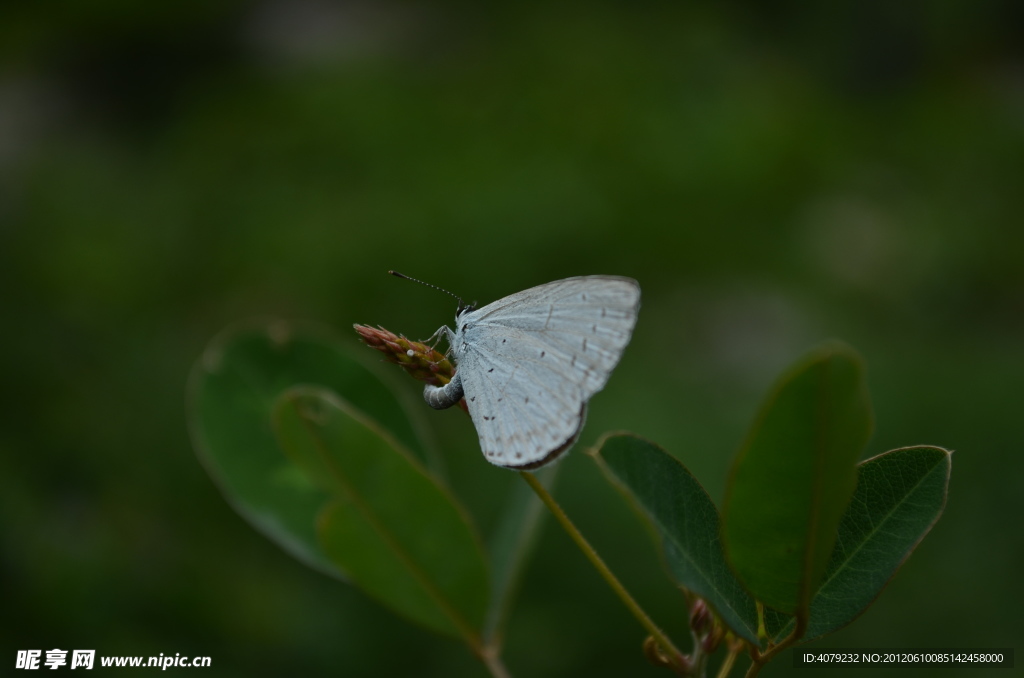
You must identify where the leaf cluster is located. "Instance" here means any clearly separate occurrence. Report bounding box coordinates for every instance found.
[188,324,950,676]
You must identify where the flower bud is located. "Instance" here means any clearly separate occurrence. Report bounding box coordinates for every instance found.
[689,598,711,637]
[354,324,455,385]
[354,324,467,412]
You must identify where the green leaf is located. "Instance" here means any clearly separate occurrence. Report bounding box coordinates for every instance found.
[187,321,438,578]
[722,342,872,617]
[274,386,489,641]
[483,466,557,646]
[592,433,760,644]
[764,445,952,641]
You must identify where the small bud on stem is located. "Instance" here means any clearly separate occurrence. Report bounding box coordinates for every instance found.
[354,324,467,412]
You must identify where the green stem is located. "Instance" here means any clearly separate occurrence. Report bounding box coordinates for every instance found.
[744,614,806,677]
[519,471,686,670]
[716,646,738,678]
[480,644,512,678]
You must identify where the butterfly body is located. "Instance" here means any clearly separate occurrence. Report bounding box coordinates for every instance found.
[424,276,640,470]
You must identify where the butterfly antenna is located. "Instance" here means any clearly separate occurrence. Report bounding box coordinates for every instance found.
[388,270,466,312]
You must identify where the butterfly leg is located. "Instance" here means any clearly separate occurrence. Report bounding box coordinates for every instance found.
[424,370,463,410]
[423,325,455,355]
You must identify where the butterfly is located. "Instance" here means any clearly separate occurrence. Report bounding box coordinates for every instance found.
[418,275,641,469]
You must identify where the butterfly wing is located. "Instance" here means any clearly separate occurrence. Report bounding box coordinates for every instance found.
[455,276,640,469]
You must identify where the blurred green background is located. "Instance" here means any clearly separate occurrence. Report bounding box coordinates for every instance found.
[2,1,1021,676]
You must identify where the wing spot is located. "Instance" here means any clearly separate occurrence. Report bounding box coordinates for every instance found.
[488,368,494,373]
[540,351,546,358]
[601,307,606,318]
[583,338,588,351]
[515,453,522,459]
[582,293,588,301]
[470,396,476,402]
[525,396,530,404]
[571,354,577,367]
[502,338,506,343]
[592,324,597,333]
[498,397,503,402]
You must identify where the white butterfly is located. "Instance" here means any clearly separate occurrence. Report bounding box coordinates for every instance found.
[423,276,641,470]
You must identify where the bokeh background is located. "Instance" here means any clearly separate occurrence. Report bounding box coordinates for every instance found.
[2,1,1022,676]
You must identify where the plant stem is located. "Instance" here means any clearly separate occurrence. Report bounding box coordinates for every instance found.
[479,645,512,678]
[519,471,686,669]
[743,615,806,677]
[716,646,738,678]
